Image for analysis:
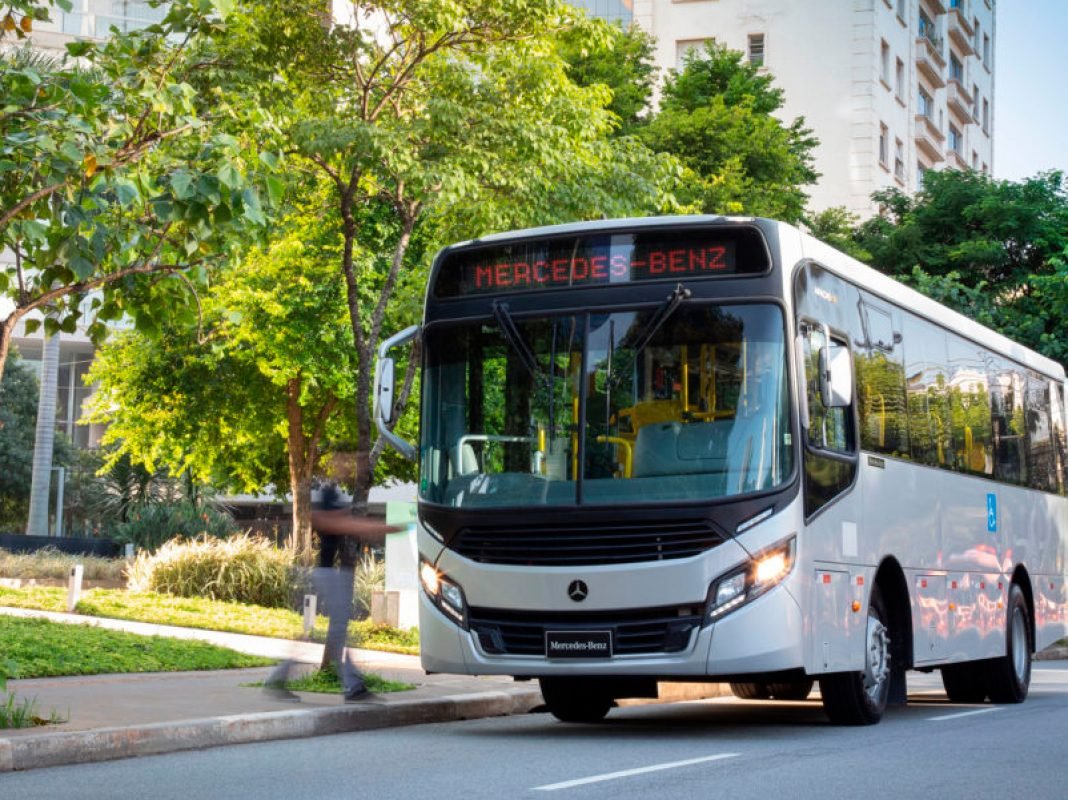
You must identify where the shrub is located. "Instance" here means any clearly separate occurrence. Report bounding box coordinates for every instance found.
[0,547,127,582]
[112,502,238,553]
[126,533,298,608]
[353,551,385,619]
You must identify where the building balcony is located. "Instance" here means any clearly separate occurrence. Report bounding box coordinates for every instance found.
[922,0,948,15]
[916,34,947,88]
[915,113,945,161]
[946,79,974,124]
[946,149,969,170]
[948,9,975,55]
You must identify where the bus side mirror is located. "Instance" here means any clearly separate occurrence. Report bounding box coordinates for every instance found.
[374,325,420,461]
[375,357,396,424]
[820,343,853,408]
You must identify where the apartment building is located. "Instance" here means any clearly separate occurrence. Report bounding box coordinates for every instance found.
[572,0,997,217]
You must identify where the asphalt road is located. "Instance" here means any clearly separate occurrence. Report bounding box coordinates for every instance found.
[6,663,1068,800]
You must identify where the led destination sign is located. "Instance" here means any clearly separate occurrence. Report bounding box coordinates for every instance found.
[432,226,770,298]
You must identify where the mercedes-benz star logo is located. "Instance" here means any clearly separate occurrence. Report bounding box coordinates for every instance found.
[567,580,588,602]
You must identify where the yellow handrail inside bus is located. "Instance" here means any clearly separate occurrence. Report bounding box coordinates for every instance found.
[596,435,634,478]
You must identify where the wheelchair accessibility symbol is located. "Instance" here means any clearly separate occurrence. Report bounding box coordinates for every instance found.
[986,493,997,533]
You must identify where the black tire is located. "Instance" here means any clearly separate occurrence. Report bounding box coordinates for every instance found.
[986,583,1032,704]
[819,585,892,725]
[539,678,613,723]
[941,662,988,703]
[767,678,815,701]
[730,682,771,700]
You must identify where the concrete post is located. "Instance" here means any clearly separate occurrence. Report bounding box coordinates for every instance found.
[67,564,83,613]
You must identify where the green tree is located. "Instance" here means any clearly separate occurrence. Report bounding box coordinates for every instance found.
[557,22,658,135]
[0,0,274,389]
[85,197,366,559]
[639,40,819,222]
[855,169,1068,366]
[220,0,680,520]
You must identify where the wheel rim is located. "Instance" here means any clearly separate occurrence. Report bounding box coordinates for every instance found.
[1010,605,1028,682]
[863,611,891,703]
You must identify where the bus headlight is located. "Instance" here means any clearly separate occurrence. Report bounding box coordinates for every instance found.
[420,559,468,628]
[706,535,796,622]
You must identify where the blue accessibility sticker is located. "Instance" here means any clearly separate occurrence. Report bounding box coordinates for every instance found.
[986,493,997,533]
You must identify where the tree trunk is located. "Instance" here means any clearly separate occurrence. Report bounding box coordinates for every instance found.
[26,331,60,536]
[285,379,315,565]
[0,312,19,395]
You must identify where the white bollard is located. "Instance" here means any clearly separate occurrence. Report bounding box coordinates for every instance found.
[303,594,317,637]
[67,564,83,614]
[124,543,134,559]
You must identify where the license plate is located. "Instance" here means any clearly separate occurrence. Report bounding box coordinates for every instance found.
[545,630,613,659]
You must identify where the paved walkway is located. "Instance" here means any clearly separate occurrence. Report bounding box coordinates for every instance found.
[0,606,543,773]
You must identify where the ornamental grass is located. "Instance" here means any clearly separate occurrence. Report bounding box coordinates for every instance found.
[126,533,299,609]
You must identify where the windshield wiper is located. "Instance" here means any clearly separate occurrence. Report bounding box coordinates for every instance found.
[492,301,543,383]
[609,283,692,392]
[626,283,692,355]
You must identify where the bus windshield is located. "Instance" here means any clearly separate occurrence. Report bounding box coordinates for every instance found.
[420,303,792,508]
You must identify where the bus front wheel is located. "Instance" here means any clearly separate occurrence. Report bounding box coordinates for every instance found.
[819,585,891,725]
[986,583,1032,704]
[539,678,614,723]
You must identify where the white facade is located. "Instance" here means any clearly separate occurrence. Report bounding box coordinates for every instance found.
[578,0,997,217]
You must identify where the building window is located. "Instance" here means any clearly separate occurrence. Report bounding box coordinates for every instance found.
[982,98,989,132]
[972,84,980,120]
[569,0,633,25]
[949,52,964,83]
[879,123,889,167]
[972,150,979,169]
[974,18,981,52]
[949,124,962,154]
[881,40,891,85]
[675,39,710,70]
[917,161,929,189]
[897,0,907,23]
[919,9,939,49]
[983,33,991,67]
[748,33,766,68]
[896,57,905,99]
[58,0,167,36]
[895,138,905,181]
[918,85,934,118]
[982,162,988,174]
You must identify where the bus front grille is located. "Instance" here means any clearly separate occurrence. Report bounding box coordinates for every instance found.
[468,605,704,656]
[452,520,726,566]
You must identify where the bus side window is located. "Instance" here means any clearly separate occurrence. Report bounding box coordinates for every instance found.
[801,323,854,454]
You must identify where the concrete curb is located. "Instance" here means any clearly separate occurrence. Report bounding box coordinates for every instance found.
[1035,646,1068,661]
[0,687,543,773]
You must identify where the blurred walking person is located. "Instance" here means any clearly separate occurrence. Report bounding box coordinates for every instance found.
[265,484,399,701]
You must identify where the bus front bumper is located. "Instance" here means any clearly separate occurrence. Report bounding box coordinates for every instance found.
[418,582,805,679]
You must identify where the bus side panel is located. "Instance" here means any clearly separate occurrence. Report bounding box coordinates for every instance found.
[802,497,867,675]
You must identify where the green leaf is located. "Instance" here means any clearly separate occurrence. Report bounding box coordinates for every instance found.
[265,175,285,206]
[170,170,195,200]
[23,319,41,336]
[70,255,95,280]
[114,180,140,207]
[217,162,241,190]
[240,189,265,226]
[258,151,280,170]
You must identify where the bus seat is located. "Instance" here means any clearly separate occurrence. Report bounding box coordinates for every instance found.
[632,422,682,478]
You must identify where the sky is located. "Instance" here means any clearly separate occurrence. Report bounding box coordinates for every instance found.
[993,2,1068,181]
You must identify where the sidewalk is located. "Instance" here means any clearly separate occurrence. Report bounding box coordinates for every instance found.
[0,606,543,773]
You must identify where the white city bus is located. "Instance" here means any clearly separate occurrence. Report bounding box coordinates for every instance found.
[375,216,1068,725]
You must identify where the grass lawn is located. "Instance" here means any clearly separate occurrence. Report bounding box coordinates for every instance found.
[0,616,274,678]
[0,586,420,655]
[255,666,415,695]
